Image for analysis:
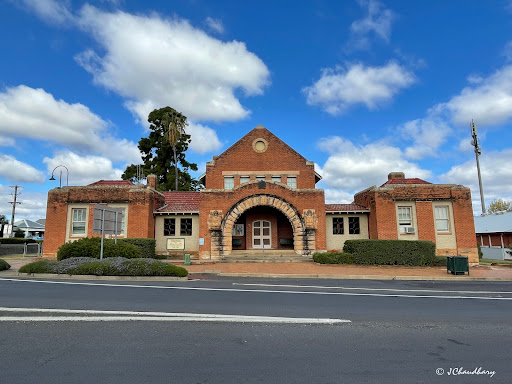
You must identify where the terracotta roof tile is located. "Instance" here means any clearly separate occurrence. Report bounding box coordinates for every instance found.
[380,178,431,187]
[157,192,200,213]
[88,180,134,186]
[325,203,369,212]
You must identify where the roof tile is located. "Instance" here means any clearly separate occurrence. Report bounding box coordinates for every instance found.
[325,203,369,212]
[157,192,200,213]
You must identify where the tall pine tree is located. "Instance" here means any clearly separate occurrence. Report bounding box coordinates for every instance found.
[122,107,200,191]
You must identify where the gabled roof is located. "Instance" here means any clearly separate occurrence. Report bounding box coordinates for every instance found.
[380,178,431,187]
[156,192,200,213]
[474,211,512,234]
[325,203,369,212]
[14,219,45,229]
[88,180,135,186]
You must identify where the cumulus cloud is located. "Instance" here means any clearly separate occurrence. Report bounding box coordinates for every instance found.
[205,17,224,34]
[440,149,512,207]
[17,0,74,25]
[43,151,124,186]
[0,85,141,163]
[400,117,452,159]
[317,136,431,193]
[0,155,45,183]
[323,188,356,204]
[304,62,415,115]
[75,5,270,124]
[0,184,47,222]
[0,136,15,147]
[436,65,512,126]
[349,0,395,50]
[187,123,223,154]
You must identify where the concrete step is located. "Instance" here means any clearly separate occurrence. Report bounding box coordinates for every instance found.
[218,256,312,263]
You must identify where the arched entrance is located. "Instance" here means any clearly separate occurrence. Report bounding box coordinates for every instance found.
[209,194,317,257]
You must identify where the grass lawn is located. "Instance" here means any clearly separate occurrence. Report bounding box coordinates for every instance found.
[480,258,512,265]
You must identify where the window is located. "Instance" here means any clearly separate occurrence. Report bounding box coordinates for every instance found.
[256,175,266,182]
[240,176,250,184]
[180,218,193,236]
[398,207,412,225]
[224,176,234,190]
[118,208,126,235]
[164,218,175,236]
[333,217,344,235]
[435,206,450,232]
[349,217,360,234]
[72,208,86,235]
[271,176,281,183]
[287,176,296,188]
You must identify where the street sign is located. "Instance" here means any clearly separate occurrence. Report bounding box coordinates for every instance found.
[93,205,123,235]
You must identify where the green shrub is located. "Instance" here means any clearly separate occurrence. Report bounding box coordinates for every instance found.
[0,259,11,271]
[57,237,141,261]
[478,244,483,259]
[343,239,436,266]
[0,238,36,244]
[18,260,57,274]
[313,252,354,264]
[119,238,156,258]
[433,256,448,267]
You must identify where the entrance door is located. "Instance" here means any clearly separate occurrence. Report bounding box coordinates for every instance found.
[253,220,271,249]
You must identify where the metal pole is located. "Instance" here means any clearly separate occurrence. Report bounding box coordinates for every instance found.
[9,186,17,238]
[114,211,118,245]
[100,209,105,260]
[470,120,485,214]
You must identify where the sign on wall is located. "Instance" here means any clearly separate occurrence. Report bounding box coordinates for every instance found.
[167,238,185,250]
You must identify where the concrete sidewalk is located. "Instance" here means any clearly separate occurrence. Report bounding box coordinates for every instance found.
[2,256,512,281]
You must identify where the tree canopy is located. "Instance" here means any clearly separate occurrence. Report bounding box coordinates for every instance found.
[122,107,200,191]
[487,198,512,213]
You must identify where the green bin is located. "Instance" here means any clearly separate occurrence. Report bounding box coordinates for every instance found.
[184,253,191,266]
[446,256,469,275]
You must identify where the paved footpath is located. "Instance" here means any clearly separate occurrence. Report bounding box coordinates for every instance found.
[3,256,511,281]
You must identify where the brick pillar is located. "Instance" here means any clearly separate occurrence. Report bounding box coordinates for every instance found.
[147,174,157,190]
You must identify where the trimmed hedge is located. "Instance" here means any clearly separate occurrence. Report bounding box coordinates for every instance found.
[119,238,156,259]
[343,239,437,266]
[313,252,354,264]
[0,238,36,244]
[19,257,187,277]
[57,237,141,261]
[0,259,11,270]
[433,256,448,267]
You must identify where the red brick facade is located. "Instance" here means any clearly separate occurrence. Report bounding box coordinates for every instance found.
[43,125,478,264]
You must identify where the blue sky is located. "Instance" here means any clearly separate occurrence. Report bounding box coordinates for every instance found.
[1,0,512,221]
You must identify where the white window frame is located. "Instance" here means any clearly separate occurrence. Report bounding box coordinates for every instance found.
[434,205,450,233]
[287,176,297,188]
[224,176,234,190]
[240,176,250,184]
[71,208,87,236]
[256,175,266,182]
[397,206,414,234]
[271,175,281,183]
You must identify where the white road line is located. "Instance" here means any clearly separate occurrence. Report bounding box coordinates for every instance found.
[0,307,349,324]
[232,283,512,295]
[1,278,511,300]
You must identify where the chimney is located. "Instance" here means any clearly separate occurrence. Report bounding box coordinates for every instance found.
[388,172,405,181]
[147,174,157,190]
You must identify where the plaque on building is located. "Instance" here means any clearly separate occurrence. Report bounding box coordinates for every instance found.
[167,238,185,250]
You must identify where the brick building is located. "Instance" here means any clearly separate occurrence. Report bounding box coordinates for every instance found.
[43,125,479,263]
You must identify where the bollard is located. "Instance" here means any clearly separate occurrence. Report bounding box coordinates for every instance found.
[184,254,191,266]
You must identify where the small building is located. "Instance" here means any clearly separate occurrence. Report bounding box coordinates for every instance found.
[13,219,45,239]
[474,211,512,260]
[43,125,479,263]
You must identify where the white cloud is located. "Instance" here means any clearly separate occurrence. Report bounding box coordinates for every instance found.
[0,136,15,147]
[304,62,415,115]
[0,184,47,222]
[440,149,512,209]
[436,65,512,126]
[349,0,395,50]
[43,151,125,186]
[317,136,431,193]
[17,0,74,25]
[0,85,141,163]
[187,123,222,154]
[400,117,452,159]
[323,188,355,204]
[205,17,224,34]
[0,155,45,183]
[75,5,270,124]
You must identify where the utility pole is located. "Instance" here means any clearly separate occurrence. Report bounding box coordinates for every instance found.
[470,120,486,215]
[9,185,21,237]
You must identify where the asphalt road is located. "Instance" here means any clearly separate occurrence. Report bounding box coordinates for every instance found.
[1,276,511,384]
